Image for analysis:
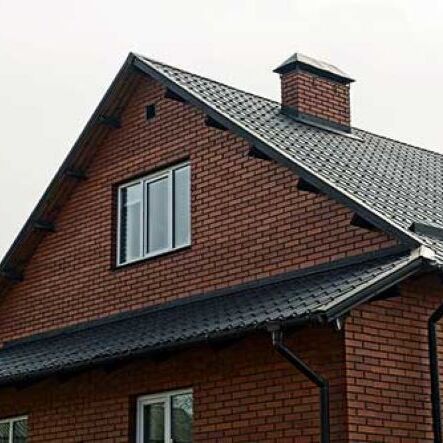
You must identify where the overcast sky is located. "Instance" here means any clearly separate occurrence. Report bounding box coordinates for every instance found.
[1,0,442,259]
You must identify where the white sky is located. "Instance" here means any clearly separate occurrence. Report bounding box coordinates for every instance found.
[1,0,443,259]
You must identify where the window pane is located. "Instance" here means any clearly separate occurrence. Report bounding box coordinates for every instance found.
[174,166,191,248]
[143,403,165,443]
[13,419,27,443]
[171,393,193,443]
[147,177,170,254]
[119,183,142,263]
[0,422,9,443]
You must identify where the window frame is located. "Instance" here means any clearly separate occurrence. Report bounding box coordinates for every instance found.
[136,388,193,443]
[0,415,28,443]
[116,162,191,267]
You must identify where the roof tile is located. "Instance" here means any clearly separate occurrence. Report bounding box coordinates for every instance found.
[138,55,443,265]
[0,253,411,386]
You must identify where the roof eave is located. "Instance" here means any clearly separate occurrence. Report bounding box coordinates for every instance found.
[322,254,426,321]
[0,250,429,389]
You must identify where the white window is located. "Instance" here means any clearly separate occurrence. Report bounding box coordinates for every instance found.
[136,389,193,443]
[117,163,191,265]
[0,416,27,443]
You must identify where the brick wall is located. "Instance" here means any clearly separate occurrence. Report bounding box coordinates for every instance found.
[280,71,351,127]
[0,75,394,343]
[344,272,443,441]
[2,274,442,442]
[0,329,346,443]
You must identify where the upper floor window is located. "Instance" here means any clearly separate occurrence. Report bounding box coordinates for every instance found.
[136,389,193,443]
[0,416,28,443]
[117,163,191,265]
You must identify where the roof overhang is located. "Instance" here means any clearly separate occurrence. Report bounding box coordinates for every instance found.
[0,248,429,389]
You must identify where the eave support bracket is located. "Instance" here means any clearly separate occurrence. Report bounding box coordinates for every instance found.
[164,88,186,103]
[98,114,121,129]
[65,168,88,180]
[248,145,271,161]
[350,214,380,232]
[297,178,323,195]
[205,116,227,131]
[33,220,56,233]
[0,269,23,283]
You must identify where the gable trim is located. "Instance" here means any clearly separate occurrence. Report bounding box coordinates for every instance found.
[0,54,140,288]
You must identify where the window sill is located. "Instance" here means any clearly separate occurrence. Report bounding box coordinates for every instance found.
[112,243,191,271]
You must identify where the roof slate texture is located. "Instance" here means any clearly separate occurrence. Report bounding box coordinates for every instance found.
[137,55,443,265]
[0,253,413,386]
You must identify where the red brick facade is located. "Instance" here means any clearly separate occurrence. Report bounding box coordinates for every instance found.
[0,71,441,443]
[344,273,443,442]
[0,75,393,344]
[0,330,347,442]
[1,276,442,442]
[280,71,351,127]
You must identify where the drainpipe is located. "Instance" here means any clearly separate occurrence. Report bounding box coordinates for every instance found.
[270,326,330,443]
[429,303,443,443]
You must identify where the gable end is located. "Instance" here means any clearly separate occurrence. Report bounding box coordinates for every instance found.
[0,53,424,295]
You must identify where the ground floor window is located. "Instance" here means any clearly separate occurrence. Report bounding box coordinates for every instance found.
[136,389,193,443]
[0,416,27,443]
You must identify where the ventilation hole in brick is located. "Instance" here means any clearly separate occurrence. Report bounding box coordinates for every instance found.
[145,104,156,120]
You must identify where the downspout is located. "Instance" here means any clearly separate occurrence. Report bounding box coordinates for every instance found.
[270,326,330,443]
[429,303,443,443]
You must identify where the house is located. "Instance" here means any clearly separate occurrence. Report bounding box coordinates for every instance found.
[0,49,443,442]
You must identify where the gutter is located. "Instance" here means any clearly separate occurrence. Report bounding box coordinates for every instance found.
[264,248,428,443]
[321,247,433,321]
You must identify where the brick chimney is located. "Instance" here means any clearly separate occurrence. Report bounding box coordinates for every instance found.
[274,53,354,133]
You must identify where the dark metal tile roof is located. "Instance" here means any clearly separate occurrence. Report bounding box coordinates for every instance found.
[0,253,416,386]
[137,55,443,265]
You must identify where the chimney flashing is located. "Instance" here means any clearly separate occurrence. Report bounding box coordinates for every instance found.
[280,105,361,139]
[274,53,354,84]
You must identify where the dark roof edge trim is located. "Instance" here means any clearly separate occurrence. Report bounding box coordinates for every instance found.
[5,244,408,349]
[410,222,443,240]
[0,330,245,388]
[0,250,429,389]
[0,54,138,274]
[280,105,354,135]
[323,255,425,321]
[132,55,421,249]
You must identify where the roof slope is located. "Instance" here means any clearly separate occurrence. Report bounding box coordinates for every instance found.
[135,55,443,264]
[0,252,421,386]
